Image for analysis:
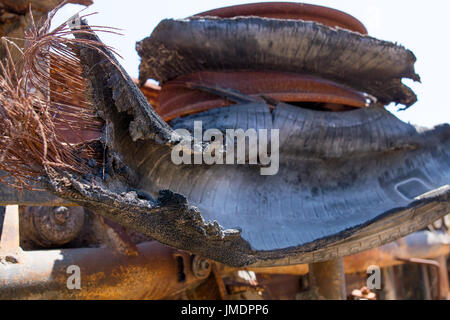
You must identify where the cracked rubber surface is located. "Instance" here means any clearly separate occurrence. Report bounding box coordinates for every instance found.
[33,19,450,268]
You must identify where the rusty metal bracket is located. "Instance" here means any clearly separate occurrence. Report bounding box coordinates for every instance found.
[395,257,443,300]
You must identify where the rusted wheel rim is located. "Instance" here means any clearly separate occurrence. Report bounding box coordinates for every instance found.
[140,3,370,121]
[156,71,369,121]
[194,2,368,35]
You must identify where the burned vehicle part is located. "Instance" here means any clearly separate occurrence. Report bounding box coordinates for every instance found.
[0,206,209,300]
[0,2,448,272]
[0,204,448,300]
[136,4,449,266]
[156,71,371,121]
[19,206,85,248]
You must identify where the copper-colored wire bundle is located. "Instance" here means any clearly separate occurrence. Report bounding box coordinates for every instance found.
[0,6,119,188]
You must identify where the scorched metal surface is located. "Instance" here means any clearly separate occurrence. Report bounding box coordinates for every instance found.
[0,3,448,269]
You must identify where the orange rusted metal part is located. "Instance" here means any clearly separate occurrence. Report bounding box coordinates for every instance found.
[395,257,443,300]
[249,231,450,276]
[351,287,377,300]
[309,259,347,300]
[248,264,309,276]
[344,232,450,275]
[0,241,209,300]
[195,2,368,35]
[1,204,448,300]
[157,71,369,121]
[19,206,85,248]
[134,79,161,110]
[142,3,370,122]
[437,256,449,300]
[0,206,209,300]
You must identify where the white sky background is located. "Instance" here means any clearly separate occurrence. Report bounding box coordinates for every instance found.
[51,0,450,127]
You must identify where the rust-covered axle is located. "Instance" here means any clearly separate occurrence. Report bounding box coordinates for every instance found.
[1,205,448,300]
[0,242,208,300]
[0,205,211,300]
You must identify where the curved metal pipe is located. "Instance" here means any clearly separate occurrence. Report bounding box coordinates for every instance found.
[0,242,206,300]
